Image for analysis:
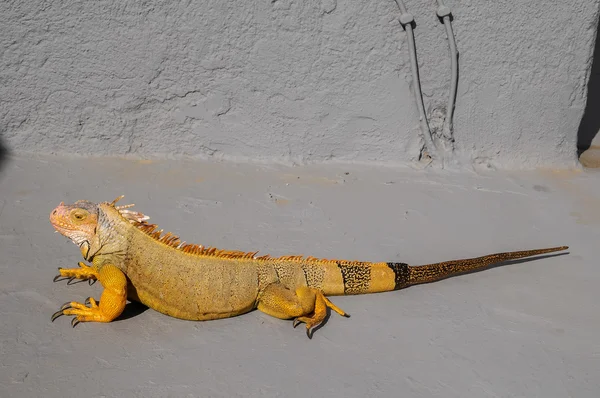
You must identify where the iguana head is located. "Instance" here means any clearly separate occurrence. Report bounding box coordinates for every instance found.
[50,196,149,260]
[50,200,99,246]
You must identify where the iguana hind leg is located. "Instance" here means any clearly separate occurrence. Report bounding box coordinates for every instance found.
[51,264,127,326]
[257,283,349,338]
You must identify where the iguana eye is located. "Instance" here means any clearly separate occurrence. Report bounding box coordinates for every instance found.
[72,210,88,221]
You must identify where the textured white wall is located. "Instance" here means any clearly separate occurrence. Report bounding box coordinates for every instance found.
[1,1,598,168]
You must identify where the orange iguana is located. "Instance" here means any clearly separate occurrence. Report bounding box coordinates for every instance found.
[49,196,568,338]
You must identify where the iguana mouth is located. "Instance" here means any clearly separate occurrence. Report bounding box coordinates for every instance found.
[50,220,91,247]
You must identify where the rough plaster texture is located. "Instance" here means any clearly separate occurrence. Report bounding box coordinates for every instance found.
[1,154,599,397]
[1,1,598,169]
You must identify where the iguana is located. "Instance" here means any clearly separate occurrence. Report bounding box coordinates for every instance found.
[49,196,568,338]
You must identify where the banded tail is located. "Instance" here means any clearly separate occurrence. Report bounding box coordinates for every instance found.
[387,246,569,290]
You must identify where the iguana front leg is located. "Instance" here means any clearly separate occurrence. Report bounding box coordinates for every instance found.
[53,262,98,285]
[257,283,349,338]
[51,264,127,326]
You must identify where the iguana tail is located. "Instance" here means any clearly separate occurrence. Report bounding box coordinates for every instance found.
[392,246,569,290]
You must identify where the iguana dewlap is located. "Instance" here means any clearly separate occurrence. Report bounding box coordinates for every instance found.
[49,196,568,338]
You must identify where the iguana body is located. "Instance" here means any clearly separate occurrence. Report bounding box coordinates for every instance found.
[49,196,568,337]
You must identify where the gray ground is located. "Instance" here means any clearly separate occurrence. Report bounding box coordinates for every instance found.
[1,154,599,397]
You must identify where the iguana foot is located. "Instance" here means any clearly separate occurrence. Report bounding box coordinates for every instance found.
[53,262,98,285]
[51,298,109,327]
[51,264,127,327]
[292,292,350,338]
[257,283,349,339]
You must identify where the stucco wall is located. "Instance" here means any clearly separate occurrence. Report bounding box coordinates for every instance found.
[1,1,598,168]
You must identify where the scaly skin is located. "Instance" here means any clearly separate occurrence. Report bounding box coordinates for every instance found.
[49,196,569,338]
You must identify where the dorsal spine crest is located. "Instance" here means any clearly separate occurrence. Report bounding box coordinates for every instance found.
[107,195,366,264]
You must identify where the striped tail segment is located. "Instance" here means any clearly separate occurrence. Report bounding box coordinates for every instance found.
[386,246,569,290]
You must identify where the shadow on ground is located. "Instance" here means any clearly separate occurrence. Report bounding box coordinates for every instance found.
[0,134,9,173]
[116,301,149,321]
[577,17,600,156]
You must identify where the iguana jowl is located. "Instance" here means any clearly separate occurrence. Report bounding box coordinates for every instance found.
[49,196,568,338]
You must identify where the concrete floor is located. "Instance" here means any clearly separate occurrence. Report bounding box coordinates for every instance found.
[1,153,599,397]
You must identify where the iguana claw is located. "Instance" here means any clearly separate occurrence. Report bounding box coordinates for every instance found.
[51,301,73,322]
[50,310,63,322]
[53,268,69,283]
